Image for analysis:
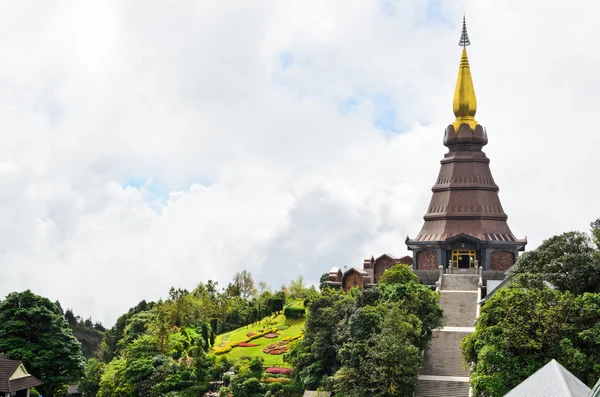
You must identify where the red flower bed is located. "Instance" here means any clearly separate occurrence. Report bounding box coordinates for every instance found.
[277,340,289,346]
[264,333,279,339]
[238,342,259,347]
[266,367,293,375]
[246,332,257,337]
[263,344,289,355]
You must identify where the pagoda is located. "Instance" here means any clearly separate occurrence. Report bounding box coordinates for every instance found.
[406,17,526,271]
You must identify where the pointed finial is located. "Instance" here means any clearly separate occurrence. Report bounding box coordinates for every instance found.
[459,15,471,48]
[452,16,478,131]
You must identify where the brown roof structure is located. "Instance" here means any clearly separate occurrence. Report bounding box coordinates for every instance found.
[0,354,43,393]
[412,123,522,244]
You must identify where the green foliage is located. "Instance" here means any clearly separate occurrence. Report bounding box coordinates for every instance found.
[29,389,40,397]
[231,376,264,397]
[0,290,85,397]
[378,264,419,286]
[79,358,105,397]
[91,273,298,395]
[288,275,307,299]
[463,287,600,396]
[283,306,306,320]
[591,218,600,250]
[287,265,443,395]
[512,231,600,294]
[319,273,330,291]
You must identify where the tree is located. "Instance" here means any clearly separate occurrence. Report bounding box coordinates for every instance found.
[591,217,600,249]
[513,231,600,294]
[319,273,330,291]
[288,265,443,394]
[0,290,85,396]
[289,275,306,299]
[65,308,77,325]
[232,270,255,299]
[79,358,105,397]
[378,264,419,286]
[462,286,600,396]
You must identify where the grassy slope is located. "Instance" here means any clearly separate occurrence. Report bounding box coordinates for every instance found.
[213,302,305,367]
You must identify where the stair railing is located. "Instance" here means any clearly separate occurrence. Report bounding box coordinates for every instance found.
[476,266,483,320]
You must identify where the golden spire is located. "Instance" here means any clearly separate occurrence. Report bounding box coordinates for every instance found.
[452,16,478,131]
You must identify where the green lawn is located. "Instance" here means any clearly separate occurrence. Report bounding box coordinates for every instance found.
[213,304,306,367]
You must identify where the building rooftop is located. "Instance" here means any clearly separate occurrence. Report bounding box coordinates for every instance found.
[504,359,591,397]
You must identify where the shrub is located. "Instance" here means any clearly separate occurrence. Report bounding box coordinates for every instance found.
[283,306,306,319]
[268,382,284,392]
[214,345,232,355]
[30,389,40,397]
[262,377,293,384]
[222,374,231,385]
[180,385,208,397]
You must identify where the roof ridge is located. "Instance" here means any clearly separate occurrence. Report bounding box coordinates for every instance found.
[550,360,574,397]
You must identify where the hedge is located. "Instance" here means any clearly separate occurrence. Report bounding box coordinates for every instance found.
[283,306,306,319]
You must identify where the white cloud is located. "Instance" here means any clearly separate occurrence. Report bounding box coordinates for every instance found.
[0,0,598,325]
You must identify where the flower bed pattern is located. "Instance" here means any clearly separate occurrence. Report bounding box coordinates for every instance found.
[246,332,257,337]
[266,367,293,375]
[264,333,279,339]
[263,343,288,355]
[238,342,259,347]
[214,327,279,355]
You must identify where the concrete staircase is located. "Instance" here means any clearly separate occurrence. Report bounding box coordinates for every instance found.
[414,275,479,397]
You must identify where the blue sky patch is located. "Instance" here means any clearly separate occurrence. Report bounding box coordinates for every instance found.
[423,0,453,27]
[338,93,409,135]
[124,175,215,199]
[279,52,294,70]
[379,0,397,16]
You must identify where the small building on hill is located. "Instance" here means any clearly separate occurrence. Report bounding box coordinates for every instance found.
[327,254,413,292]
[0,353,43,397]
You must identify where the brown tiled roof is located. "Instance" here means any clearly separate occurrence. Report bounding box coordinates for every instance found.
[7,376,43,392]
[409,123,525,249]
[0,354,43,392]
[0,356,21,392]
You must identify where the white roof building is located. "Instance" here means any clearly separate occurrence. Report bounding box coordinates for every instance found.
[505,359,591,397]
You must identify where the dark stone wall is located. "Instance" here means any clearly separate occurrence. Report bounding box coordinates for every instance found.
[490,251,514,271]
[418,250,438,270]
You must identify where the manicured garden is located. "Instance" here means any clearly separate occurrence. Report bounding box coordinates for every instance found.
[212,301,305,367]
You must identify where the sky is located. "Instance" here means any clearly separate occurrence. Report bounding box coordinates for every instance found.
[0,0,599,327]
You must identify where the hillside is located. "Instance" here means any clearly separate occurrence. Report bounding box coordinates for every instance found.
[213,301,306,367]
[71,325,103,359]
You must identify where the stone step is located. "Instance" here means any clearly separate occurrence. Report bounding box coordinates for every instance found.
[440,292,478,327]
[420,331,470,377]
[414,380,470,397]
[441,275,479,291]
